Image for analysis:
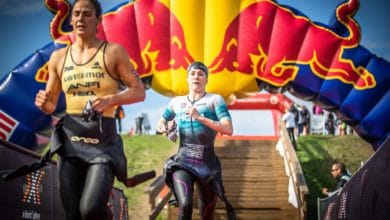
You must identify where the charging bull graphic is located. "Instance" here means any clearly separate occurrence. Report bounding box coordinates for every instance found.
[0,0,389,151]
[209,0,375,90]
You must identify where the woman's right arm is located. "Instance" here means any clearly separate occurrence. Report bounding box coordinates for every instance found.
[156,100,176,134]
[34,50,64,115]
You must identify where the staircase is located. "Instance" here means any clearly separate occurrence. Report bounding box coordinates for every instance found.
[167,139,298,220]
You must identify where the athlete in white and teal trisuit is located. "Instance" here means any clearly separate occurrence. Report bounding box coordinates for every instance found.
[162,93,231,147]
[157,62,236,220]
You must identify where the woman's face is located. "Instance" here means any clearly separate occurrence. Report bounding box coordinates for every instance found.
[71,0,101,36]
[187,69,207,93]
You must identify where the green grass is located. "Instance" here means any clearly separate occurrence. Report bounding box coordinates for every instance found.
[114,135,177,219]
[296,134,374,220]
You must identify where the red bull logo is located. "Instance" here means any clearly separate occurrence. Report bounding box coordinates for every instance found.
[91,1,195,76]
[35,62,49,83]
[45,0,376,97]
[209,0,376,90]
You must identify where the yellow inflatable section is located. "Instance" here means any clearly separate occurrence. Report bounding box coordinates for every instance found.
[151,0,261,102]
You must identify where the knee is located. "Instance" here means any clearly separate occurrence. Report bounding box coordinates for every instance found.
[178,199,193,215]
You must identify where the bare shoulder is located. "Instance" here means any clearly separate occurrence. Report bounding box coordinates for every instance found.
[105,42,128,56]
[51,47,67,59]
[49,47,67,64]
[48,47,68,74]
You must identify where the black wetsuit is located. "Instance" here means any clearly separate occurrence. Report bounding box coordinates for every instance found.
[52,42,126,220]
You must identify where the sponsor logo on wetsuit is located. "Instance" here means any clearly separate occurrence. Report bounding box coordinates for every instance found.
[67,81,100,96]
[64,65,74,72]
[70,136,100,144]
[63,72,105,82]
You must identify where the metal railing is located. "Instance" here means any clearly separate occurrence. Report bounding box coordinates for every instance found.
[144,175,172,220]
[278,120,309,219]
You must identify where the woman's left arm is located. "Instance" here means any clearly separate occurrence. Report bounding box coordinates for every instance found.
[194,115,233,136]
[92,43,146,112]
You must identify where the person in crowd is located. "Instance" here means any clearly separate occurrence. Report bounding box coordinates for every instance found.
[135,113,144,135]
[283,104,298,150]
[157,61,236,220]
[115,105,125,133]
[34,0,145,219]
[336,118,347,135]
[313,103,324,115]
[300,105,311,135]
[325,112,336,135]
[322,162,351,197]
[296,105,304,137]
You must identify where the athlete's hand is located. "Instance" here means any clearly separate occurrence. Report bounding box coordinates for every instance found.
[166,120,177,142]
[186,106,200,119]
[91,96,110,113]
[35,90,49,110]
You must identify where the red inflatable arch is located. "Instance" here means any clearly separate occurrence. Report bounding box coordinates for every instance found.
[227,93,293,137]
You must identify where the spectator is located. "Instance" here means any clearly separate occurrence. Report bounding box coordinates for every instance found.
[325,113,335,135]
[300,105,311,135]
[291,104,300,126]
[297,105,304,137]
[313,103,324,115]
[135,113,144,135]
[283,105,297,150]
[115,105,125,133]
[336,118,346,135]
[322,162,351,197]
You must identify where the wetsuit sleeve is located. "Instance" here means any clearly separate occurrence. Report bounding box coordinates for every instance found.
[213,95,231,122]
[162,98,176,121]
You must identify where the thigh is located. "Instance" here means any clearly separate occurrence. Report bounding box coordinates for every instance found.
[58,157,87,220]
[172,169,194,205]
[80,163,114,210]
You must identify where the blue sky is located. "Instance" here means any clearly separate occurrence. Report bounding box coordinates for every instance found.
[0,0,389,135]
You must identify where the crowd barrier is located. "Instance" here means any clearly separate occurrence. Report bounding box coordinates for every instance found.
[0,139,128,220]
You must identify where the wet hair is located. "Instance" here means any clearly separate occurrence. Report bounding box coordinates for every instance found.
[187,61,209,78]
[72,0,103,18]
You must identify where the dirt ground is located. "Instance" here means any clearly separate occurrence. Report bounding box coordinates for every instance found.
[129,193,151,220]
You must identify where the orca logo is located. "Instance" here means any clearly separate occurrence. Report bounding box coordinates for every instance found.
[71,136,100,144]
